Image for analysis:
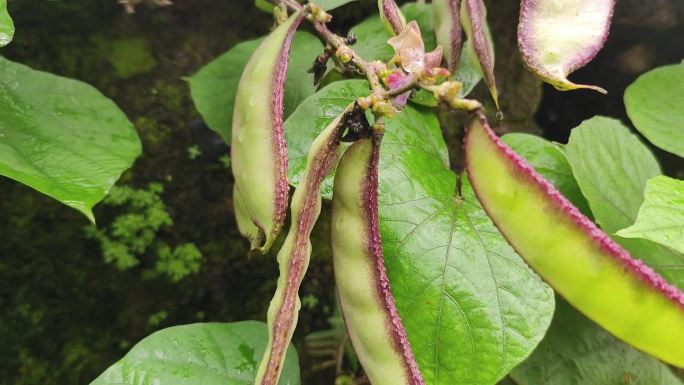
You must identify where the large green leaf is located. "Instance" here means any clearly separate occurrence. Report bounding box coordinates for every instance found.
[188,32,322,143]
[0,0,13,47]
[379,141,553,385]
[511,298,682,385]
[564,117,661,234]
[287,80,555,385]
[617,175,684,254]
[91,321,300,385]
[624,63,684,158]
[0,57,141,222]
[283,33,323,119]
[501,133,590,216]
[564,116,684,289]
[188,38,262,143]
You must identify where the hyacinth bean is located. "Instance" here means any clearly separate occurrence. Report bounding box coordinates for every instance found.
[461,0,499,109]
[433,0,462,72]
[378,0,406,35]
[464,112,684,368]
[332,136,425,385]
[518,0,614,93]
[231,13,302,254]
[255,104,356,385]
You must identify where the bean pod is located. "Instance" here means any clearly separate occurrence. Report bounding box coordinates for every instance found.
[465,112,684,368]
[433,0,462,72]
[518,0,614,93]
[255,104,355,385]
[461,0,499,109]
[332,135,425,385]
[378,0,406,36]
[231,13,302,254]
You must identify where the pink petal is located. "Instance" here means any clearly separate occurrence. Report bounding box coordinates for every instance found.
[388,21,425,73]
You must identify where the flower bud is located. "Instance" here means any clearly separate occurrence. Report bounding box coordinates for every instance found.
[335,46,353,63]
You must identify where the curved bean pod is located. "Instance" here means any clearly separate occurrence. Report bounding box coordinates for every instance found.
[332,135,425,385]
[378,0,406,36]
[433,0,462,72]
[231,13,303,254]
[255,104,355,385]
[234,184,260,244]
[461,0,499,109]
[518,0,613,93]
[465,112,684,368]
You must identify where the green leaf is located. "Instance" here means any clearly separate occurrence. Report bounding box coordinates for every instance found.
[502,133,591,216]
[286,79,370,200]
[287,80,555,385]
[0,57,141,222]
[314,0,357,11]
[411,89,439,107]
[189,38,261,143]
[254,0,273,13]
[497,378,517,385]
[188,32,322,143]
[283,33,323,119]
[617,175,684,254]
[91,321,300,385]
[455,33,484,98]
[565,117,661,234]
[564,116,684,289]
[511,298,683,385]
[0,0,13,47]
[625,63,684,158]
[379,151,554,385]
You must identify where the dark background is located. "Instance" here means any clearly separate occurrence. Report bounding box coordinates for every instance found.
[0,0,681,384]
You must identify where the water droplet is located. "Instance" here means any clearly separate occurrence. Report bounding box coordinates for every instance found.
[495,110,504,121]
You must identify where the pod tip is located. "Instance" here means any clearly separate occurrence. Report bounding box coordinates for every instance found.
[554,79,607,94]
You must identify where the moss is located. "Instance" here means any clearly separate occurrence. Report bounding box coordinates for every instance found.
[92,36,157,79]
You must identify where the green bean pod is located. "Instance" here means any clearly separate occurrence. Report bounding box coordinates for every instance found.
[518,0,613,93]
[378,0,406,36]
[255,104,355,385]
[461,0,499,109]
[433,0,462,72]
[465,112,684,368]
[231,13,303,254]
[332,136,425,385]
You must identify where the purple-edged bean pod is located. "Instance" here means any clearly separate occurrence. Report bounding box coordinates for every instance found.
[465,112,684,368]
[231,13,303,254]
[331,134,425,385]
[518,0,614,93]
[378,0,406,35]
[255,104,357,385]
[461,0,499,109]
[433,0,462,72]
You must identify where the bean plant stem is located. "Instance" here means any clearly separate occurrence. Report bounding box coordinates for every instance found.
[273,0,385,94]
